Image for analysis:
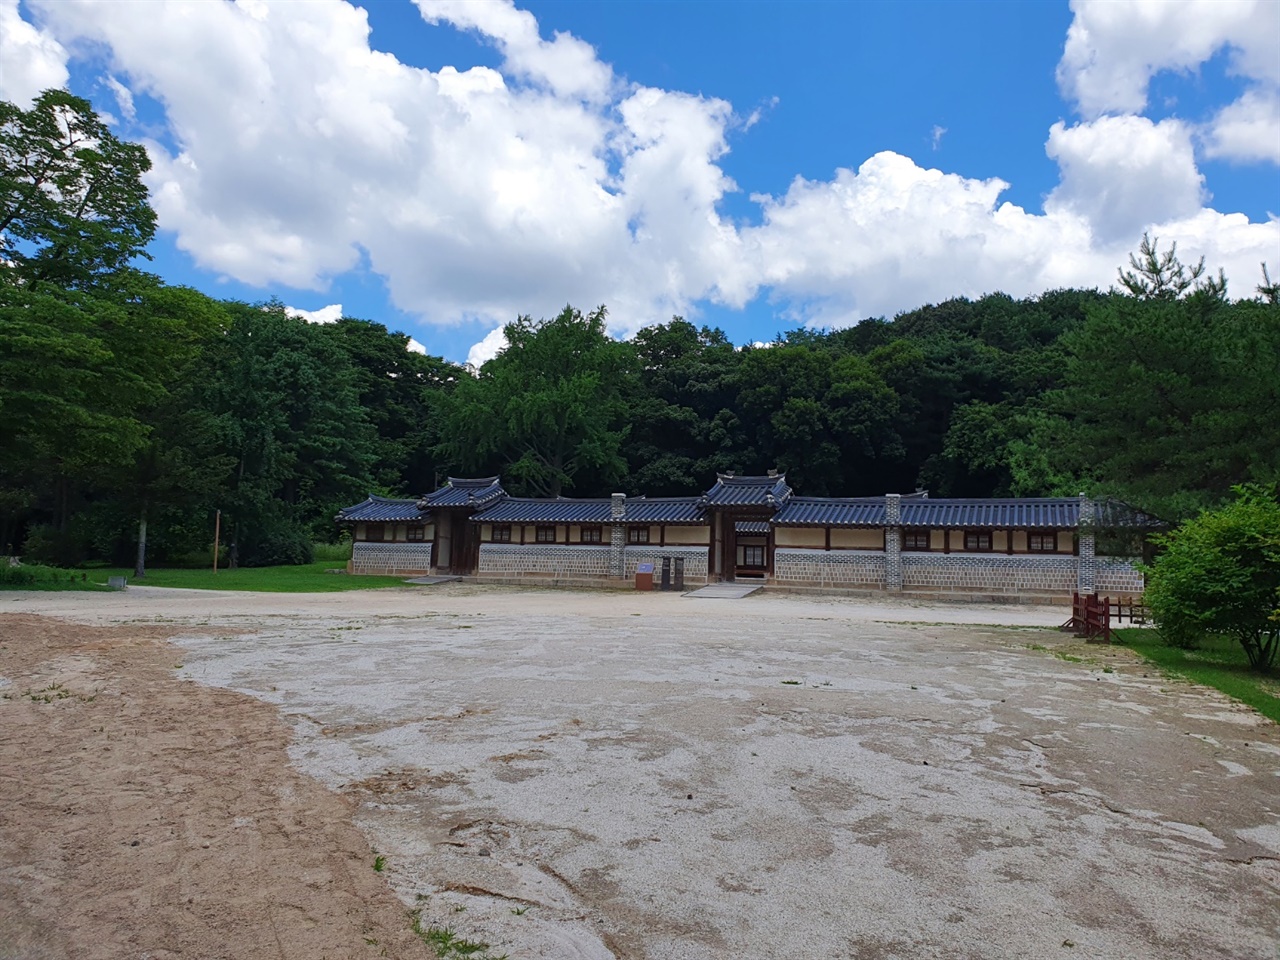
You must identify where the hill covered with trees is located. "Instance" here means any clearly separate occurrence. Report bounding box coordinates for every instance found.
[3,91,1277,571]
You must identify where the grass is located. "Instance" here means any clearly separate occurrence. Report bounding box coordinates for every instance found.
[0,563,112,592]
[373,854,387,872]
[94,561,411,593]
[409,909,508,960]
[1114,627,1280,724]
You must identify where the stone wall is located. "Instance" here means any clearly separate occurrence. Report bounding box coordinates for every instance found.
[901,553,1077,598]
[773,548,886,589]
[478,543,611,580]
[622,545,708,584]
[1095,558,1145,596]
[351,542,432,575]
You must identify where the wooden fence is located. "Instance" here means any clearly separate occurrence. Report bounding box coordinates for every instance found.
[1060,593,1148,644]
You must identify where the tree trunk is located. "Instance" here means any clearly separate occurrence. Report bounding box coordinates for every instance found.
[134,508,147,579]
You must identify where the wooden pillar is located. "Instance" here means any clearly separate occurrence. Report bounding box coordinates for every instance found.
[824,526,831,551]
[944,528,951,554]
[1007,528,1014,555]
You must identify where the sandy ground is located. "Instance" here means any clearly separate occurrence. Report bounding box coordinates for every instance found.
[2,584,1278,959]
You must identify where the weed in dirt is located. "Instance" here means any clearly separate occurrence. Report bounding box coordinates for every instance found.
[373,855,386,872]
[781,680,801,685]
[1054,652,1084,663]
[410,910,508,960]
[1024,643,1048,652]
[511,906,529,916]
[25,683,71,703]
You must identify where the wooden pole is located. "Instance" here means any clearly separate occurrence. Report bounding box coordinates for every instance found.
[213,510,221,573]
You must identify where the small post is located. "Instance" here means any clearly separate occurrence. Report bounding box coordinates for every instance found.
[213,509,221,573]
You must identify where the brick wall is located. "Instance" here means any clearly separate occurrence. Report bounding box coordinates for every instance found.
[351,542,432,575]
[622,545,708,584]
[773,548,887,588]
[901,553,1077,597]
[1095,558,1145,596]
[478,543,611,580]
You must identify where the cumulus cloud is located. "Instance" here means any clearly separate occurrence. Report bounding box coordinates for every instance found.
[0,0,68,108]
[466,324,508,368]
[1058,0,1280,167]
[284,303,343,324]
[7,0,1277,348]
[1045,116,1205,244]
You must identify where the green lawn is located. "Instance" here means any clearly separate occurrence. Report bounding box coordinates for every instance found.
[1114,627,1280,724]
[0,561,413,594]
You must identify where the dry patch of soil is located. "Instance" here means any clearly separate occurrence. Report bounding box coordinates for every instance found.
[0,613,431,960]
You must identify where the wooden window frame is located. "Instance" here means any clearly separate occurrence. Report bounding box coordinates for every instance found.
[742,545,765,568]
[627,526,650,544]
[491,524,512,543]
[1027,531,1057,553]
[902,529,930,551]
[964,530,993,552]
[535,525,557,543]
[406,524,426,542]
[579,525,603,544]
[365,523,386,542]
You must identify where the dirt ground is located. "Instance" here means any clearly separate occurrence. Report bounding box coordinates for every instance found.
[2,584,1278,960]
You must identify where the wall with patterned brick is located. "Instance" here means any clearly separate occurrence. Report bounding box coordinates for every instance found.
[773,548,887,588]
[478,543,611,580]
[1095,558,1145,596]
[351,542,432,575]
[623,545,708,584]
[902,553,1077,596]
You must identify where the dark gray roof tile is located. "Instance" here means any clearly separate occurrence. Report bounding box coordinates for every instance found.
[336,496,429,523]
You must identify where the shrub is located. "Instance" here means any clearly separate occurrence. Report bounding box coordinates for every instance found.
[1145,486,1280,672]
[240,527,313,567]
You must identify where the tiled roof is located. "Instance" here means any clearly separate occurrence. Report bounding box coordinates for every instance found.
[734,521,771,535]
[336,495,429,523]
[421,476,505,509]
[771,497,886,527]
[623,498,705,524]
[472,498,615,524]
[1094,499,1167,529]
[701,473,792,507]
[900,498,1079,529]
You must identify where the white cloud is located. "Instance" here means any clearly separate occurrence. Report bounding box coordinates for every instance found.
[1202,87,1280,163]
[1045,116,1205,244]
[931,125,946,150]
[285,302,343,324]
[0,0,68,108]
[1058,0,1279,167]
[10,0,1278,350]
[103,75,136,123]
[466,324,508,368]
[406,337,427,355]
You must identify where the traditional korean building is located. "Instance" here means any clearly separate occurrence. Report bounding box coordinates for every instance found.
[337,473,1160,601]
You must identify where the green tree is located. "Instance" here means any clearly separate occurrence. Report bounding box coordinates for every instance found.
[1117,232,1226,302]
[1145,487,1280,672]
[0,89,155,290]
[437,306,633,497]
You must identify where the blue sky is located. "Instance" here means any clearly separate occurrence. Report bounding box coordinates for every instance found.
[4,0,1277,364]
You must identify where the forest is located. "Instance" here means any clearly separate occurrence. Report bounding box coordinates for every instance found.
[3,90,1278,570]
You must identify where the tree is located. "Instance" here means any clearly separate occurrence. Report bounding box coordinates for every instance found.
[1,89,155,291]
[1145,487,1280,672]
[1116,232,1226,302]
[436,306,633,497]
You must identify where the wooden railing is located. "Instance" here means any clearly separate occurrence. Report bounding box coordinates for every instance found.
[1060,592,1147,644]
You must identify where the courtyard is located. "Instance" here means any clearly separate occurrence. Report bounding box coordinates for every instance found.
[1,585,1277,959]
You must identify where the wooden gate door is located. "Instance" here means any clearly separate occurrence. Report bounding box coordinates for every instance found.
[452,517,479,575]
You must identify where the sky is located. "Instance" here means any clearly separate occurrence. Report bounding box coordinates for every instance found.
[2,0,1277,365]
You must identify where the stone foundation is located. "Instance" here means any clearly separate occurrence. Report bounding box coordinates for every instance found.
[351,541,432,575]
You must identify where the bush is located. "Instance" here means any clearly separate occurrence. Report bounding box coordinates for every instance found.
[0,563,37,586]
[239,527,313,567]
[1145,486,1280,672]
[20,524,87,567]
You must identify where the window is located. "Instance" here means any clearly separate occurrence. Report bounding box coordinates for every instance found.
[535,525,556,543]
[627,526,650,544]
[407,525,426,542]
[579,525,602,544]
[964,531,992,552]
[742,545,765,568]
[1028,531,1057,553]
[903,530,929,551]
[491,524,512,543]
[365,523,385,542]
